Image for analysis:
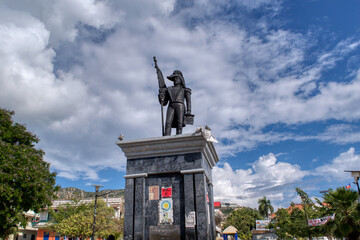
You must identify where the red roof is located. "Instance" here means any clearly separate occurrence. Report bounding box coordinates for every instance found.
[214,201,221,208]
[287,204,304,213]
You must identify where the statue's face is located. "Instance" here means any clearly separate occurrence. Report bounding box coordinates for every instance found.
[174,76,181,86]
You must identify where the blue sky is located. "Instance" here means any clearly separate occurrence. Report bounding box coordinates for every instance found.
[1,0,360,209]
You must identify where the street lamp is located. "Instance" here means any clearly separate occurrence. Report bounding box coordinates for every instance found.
[344,170,360,202]
[301,196,312,240]
[91,184,103,240]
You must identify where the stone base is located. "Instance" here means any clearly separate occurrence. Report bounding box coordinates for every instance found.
[117,133,219,240]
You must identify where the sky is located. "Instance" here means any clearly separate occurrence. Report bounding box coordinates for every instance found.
[1,0,360,209]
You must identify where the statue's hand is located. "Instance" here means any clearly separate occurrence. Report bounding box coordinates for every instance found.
[186,111,191,116]
[158,88,168,104]
[158,94,164,103]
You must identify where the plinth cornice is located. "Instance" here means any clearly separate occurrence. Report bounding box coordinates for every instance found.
[116,133,219,167]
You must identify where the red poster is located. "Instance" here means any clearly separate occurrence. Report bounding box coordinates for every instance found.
[161,187,172,198]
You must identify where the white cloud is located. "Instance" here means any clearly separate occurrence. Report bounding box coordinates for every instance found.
[0,7,90,126]
[213,153,307,208]
[1,0,121,46]
[213,147,360,208]
[49,155,110,182]
[315,147,360,180]
[0,1,125,182]
[304,124,360,144]
[1,0,360,186]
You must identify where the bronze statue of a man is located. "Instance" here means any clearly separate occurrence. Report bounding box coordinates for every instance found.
[154,57,193,136]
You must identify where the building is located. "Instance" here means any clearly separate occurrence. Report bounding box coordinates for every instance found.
[251,219,277,240]
[220,202,240,209]
[8,211,39,240]
[251,229,277,240]
[214,201,221,208]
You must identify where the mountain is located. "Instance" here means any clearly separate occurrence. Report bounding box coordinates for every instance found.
[55,187,124,200]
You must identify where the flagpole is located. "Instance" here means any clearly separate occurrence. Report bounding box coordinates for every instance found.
[153,56,166,136]
[161,101,164,136]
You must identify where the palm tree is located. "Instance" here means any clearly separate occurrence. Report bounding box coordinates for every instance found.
[321,187,360,240]
[258,196,274,219]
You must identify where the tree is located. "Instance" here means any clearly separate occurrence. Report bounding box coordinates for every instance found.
[49,200,122,239]
[0,108,58,239]
[273,189,325,239]
[273,187,360,240]
[273,203,309,239]
[273,208,292,239]
[223,207,263,240]
[318,187,360,240]
[258,196,274,219]
[287,203,320,238]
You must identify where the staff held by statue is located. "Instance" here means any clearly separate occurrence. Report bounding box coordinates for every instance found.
[153,56,166,136]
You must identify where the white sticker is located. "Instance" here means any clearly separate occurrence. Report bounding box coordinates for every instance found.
[159,199,173,225]
[185,211,196,228]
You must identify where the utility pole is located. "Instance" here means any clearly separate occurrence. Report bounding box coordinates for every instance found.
[91,184,103,240]
[344,170,360,203]
[301,196,312,240]
[355,181,360,202]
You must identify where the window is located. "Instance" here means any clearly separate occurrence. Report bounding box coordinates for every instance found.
[39,212,48,220]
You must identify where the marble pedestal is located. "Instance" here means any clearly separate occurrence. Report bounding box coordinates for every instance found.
[116,133,219,240]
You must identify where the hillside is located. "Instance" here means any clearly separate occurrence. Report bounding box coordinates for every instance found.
[55,187,124,200]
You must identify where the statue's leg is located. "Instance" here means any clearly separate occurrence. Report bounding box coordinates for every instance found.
[175,104,185,135]
[165,104,175,136]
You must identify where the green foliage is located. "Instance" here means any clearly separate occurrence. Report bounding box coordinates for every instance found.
[274,187,360,240]
[295,187,313,205]
[258,196,274,219]
[49,200,122,238]
[219,207,235,216]
[0,108,58,239]
[286,204,320,238]
[318,187,360,240]
[224,207,263,240]
[273,208,292,239]
[48,200,88,224]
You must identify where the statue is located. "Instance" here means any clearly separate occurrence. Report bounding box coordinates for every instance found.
[154,57,194,136]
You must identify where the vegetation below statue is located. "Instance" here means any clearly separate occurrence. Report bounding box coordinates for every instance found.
[0,108,57,240]
[48,200,123,239]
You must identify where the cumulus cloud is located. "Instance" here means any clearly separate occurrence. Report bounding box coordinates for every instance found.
[213,153,307,208]
[213,147,359,208]
[211,36,360,155]
[0,1,125,181]
[1,0,121,46]
[0,7,89,125]
[315,147,360,180]
[1,0,360,188]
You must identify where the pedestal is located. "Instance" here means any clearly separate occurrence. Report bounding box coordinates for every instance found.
[117,133,219,240]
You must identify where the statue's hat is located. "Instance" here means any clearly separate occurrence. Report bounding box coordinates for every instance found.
[167,70,186,88]
[167,70,183,80]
